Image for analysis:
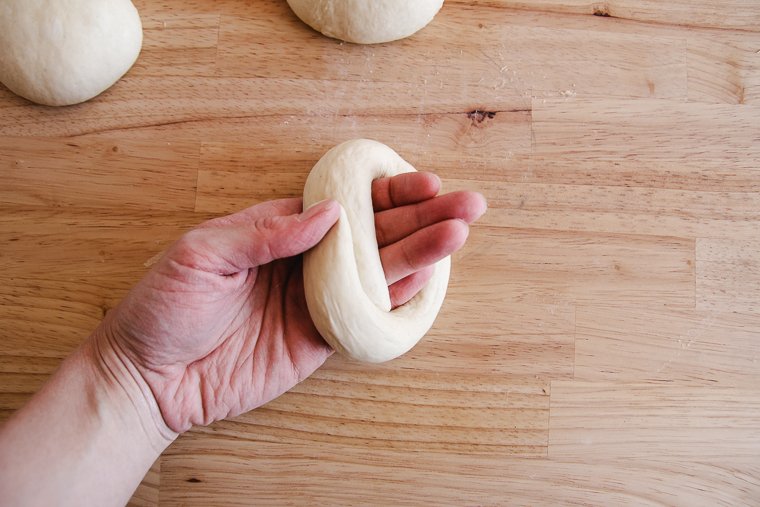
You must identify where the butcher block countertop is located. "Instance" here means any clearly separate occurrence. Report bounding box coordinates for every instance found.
[2,1,760,505]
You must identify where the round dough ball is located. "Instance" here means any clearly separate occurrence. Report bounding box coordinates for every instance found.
[287,0,444,44]
[0,0,143,106]
[303,139,451,363]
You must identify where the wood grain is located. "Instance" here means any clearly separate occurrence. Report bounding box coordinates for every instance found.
[549,382,760,462]
[198,371,550,456]
[575,304,760,386]
[217,7,687,99]
[159,434,759,506]
[697,238,760,313]
[194,111,533,213]
[450,0,760,31]
[448,226,694,307]
[1,0,759,504]
[0,137,199,210]
[687,30,760,105]
[127,459,161,507]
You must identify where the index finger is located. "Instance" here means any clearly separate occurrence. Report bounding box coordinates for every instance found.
[371,172,441,212]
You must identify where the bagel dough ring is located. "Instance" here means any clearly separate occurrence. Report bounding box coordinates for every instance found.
[303,139,451,363]
[0,0,143,106]
[286,0,444,44]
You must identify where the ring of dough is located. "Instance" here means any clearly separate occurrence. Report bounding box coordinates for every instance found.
[303,139,450,363]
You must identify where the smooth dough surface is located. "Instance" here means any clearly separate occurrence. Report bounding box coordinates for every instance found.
[303,139,451,363]
[0,0,143,106]
[287,0,444,44]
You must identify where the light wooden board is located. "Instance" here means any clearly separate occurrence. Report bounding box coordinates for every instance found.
[575,304,760,386]
[451,0,760,31]
[1,0,759,505]
[549,382,760,461]
[128,459,161,507]
[0,137,199,210]
[697,238,760,313]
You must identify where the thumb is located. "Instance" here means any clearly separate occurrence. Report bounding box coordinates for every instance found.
[177,199,340,274]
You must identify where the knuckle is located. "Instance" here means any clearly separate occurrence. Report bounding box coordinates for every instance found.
[254,214,281,232]
[169,229,207,265]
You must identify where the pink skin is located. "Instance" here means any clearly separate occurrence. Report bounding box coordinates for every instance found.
[93,172,487,433]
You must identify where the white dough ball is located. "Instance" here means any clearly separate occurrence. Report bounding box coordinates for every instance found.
[0,0,143,106]
[287,0,444,44]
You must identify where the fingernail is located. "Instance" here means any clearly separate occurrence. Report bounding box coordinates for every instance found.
[299,199,335,221]
[477,192,488,215]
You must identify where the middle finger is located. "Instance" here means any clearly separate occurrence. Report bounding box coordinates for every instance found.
[375,190,485,247]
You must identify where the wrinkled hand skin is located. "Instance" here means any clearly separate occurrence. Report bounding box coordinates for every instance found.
[96,199,339,433]
[91,174,486,434]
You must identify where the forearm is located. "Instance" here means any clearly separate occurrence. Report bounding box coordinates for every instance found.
[0,333,176,507]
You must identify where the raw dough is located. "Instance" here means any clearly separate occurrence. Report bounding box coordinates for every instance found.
[0,0,143,106]
[287,0,444,44]
[303,139,451,363]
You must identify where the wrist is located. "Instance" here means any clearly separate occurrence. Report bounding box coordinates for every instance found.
[84,325,178,450]
[0,329,177,507]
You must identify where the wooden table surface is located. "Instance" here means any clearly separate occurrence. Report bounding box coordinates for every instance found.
[2,1,760,505]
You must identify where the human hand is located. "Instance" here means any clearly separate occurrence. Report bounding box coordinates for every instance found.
[94,172,486,433]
